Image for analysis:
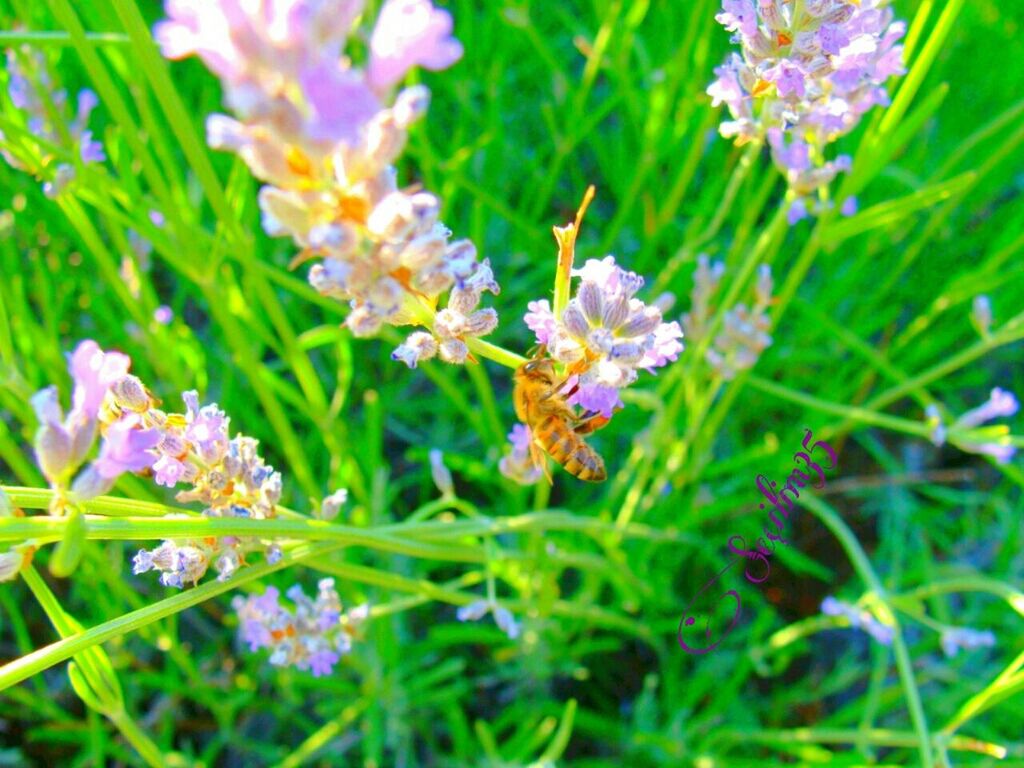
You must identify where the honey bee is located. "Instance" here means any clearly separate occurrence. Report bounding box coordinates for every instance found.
[513,353,608,483]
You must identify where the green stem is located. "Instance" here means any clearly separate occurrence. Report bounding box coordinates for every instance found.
[708,727,1003,758]
[0,541,345,692]
[21,567,166,767]
[0,30,130,45]
[799,495,935,768]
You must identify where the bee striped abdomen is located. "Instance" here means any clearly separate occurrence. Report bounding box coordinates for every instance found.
[536,416,607,483]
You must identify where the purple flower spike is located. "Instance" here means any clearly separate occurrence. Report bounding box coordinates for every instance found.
[524,300,558,346]
[69,340,130,421]
[233,581,357,676]
[368,0,464,92]
[956,388,1020,429]
[707,0,907,223]
[94,415,160,479]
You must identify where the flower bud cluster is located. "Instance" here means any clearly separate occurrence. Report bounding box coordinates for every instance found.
[707,0,906,222]
[497,424,544,486]
[29,339,288,587]
[391,260,501,367]
[233,580,368,677]
[682,256,774,380]
[524,256,684,418]
[157,0,500,345]
[456,597,521,640]
[1,46,106,197]
[926,388,1019,465]
[30,340,155,505]
[821,596,894,645]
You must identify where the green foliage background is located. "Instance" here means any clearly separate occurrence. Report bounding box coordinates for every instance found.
[0,0,1021,765]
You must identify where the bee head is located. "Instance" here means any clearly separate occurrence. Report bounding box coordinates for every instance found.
[522,357,556,385]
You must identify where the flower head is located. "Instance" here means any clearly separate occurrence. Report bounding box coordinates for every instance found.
[2,47,105,196]
[927,388,1018,465]
[498,424,543,486]
[940,627,996,658]
[821,596,894,646]
[157,0,493,347]
[708,0,906,222]
[682,258,774,380]
[233,579,366,675]
[525,256,683,417]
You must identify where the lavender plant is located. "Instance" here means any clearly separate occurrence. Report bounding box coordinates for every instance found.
[0,0,1022,765]
[708,0,906,222]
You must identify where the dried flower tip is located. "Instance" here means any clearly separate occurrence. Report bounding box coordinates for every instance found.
[429,449,454,497]
[320,488,349,521]
[971,295,993,336]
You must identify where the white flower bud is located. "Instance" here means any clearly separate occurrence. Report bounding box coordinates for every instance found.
[319,488,349,520]
[0,549,26,582]
[429,450,454,497]
[367,192,416,243]
[393,85,431,128]
[619,307,662,338]
[35,423,72,483]
[70,464,115,501]
[391,332,438,369]
[438,338,469,364]
[602,294,630,330]
[464,308,499,337]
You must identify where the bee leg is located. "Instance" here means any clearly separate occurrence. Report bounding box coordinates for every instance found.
[529,438,554,485]
[574,411,611,435]
[539,377,579,404]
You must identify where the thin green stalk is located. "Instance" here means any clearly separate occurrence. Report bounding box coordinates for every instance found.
[708,727,1003,759]
[21,566,166,768]
[799,494,935,768]
[0,30,130,45]
[0,540,346,692]
[942,648,1024,735]
[0,515,496,564]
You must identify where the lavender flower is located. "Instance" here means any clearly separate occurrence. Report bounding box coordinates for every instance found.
[30,341,146,502]
[708,0,906,222]
[31,339,290,584]
[682,257,774,380]
[940,627,996,658]
[524,256,683,417]
[0,490,30,583]
[927,388,1019,464]
[971,295,993,336]
[232,580,368,676]
[132,397,286,587]
[498,424,544,486]
[318,488,349,521]
[2,47,106,197]
[821,596,894,646]
[368,0,464,91]
[157,0,494,346]
[93,415,161,479]
[456,598,521,640]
